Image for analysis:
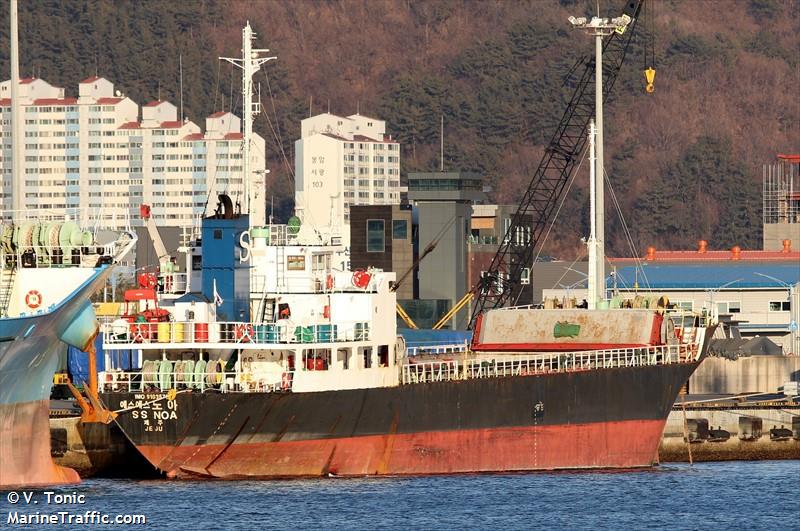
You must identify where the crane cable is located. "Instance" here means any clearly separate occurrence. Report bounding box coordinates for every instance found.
[604,166,651,291]
[644,0,656,93]
[519,141,591,305]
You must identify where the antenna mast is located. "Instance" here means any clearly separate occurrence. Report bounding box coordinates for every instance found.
[179,54,184,121]
[221,22,276,227]
[440,115,444,172]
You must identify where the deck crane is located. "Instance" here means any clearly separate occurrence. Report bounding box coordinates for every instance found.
[139,205,169,266]
[138,204,176,289]
[467,0,645,329]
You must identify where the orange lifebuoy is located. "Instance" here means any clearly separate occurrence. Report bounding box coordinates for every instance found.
[352,270,371,289]
[25,290,43,309]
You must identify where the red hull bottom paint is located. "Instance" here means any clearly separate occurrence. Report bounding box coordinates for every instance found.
[139,419,667,479]
[0,399,80,488]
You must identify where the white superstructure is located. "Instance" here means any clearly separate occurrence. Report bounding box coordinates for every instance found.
[0,76,265,229]
[294,113,402,244]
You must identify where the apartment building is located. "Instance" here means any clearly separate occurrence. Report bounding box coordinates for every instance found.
[294,112,402,244]
[0,76,265,229]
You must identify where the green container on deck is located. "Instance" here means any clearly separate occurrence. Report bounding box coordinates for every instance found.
[553,321,581,338]
[294,326,315,343]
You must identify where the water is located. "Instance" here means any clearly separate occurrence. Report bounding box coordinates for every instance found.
[3,461,798,530]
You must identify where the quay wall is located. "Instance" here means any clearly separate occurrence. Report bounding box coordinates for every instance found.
[690,356,800,394]
[660,407,799,462]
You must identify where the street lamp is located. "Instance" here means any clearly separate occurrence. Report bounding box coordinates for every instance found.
[568,13,633,310]
[754,272,797,355]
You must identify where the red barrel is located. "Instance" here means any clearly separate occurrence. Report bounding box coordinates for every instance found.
[195,323,209,342]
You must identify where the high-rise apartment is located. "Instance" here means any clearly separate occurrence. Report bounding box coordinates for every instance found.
[294,113,402,244]
[0,76,265,229]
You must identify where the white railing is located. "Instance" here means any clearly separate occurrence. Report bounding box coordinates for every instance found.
[400,343,698,385]
[99,369,295,394]
[155,272,188,294]
[103,320,371,346]
[250,271,381,295]
[406,342,470,357]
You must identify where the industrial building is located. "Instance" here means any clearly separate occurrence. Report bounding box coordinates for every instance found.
[348,204,414,300]
[347,171,535,330]
[0,76,265,229]
[541,243,800,355]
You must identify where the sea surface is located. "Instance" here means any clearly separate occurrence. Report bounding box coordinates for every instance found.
[3,461,798,530]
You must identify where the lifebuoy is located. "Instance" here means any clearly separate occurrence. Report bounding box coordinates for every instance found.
[326,273,334,290]
[25,290,43,309]
[352,270,371,289]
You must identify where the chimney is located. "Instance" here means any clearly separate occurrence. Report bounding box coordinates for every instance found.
[698,240,707,253]
[782,239,792,253]
[731,246,741,260]
[646,246,656,261]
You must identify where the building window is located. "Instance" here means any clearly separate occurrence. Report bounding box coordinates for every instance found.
[673,301,693,311]
[769,300,791,312]
[392,220,407,240]
[717,302,741,314]
[366,219,385,253]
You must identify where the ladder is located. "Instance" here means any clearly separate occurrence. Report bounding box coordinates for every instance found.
[276,245,286,292]
[0,266,16,318]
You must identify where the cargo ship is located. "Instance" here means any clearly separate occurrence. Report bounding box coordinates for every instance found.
[98,197,712,477]
[97,17,714,477]
[0,218,135,487]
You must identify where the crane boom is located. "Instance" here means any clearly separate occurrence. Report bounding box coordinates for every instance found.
[468,0,643,328]
[140,205,169,264]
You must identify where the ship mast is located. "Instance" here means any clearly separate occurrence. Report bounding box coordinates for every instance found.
[10,0,23,215]
[587,120,599,308]
[221,22,276,228]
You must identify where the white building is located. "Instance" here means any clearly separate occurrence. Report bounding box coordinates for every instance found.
[294,113,402,243]
[0,76,265,229]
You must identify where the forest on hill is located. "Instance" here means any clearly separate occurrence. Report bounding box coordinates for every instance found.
[0,0,797,258]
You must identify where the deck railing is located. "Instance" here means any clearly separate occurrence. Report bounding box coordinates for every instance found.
[103,320,371,347]
[400,343,698,385]
[98,369,294,394]
[406,342,470,357]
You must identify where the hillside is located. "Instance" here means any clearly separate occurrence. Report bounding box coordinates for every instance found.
[1,0,797,258]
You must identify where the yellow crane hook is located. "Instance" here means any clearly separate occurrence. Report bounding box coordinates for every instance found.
[644,67,656,93]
